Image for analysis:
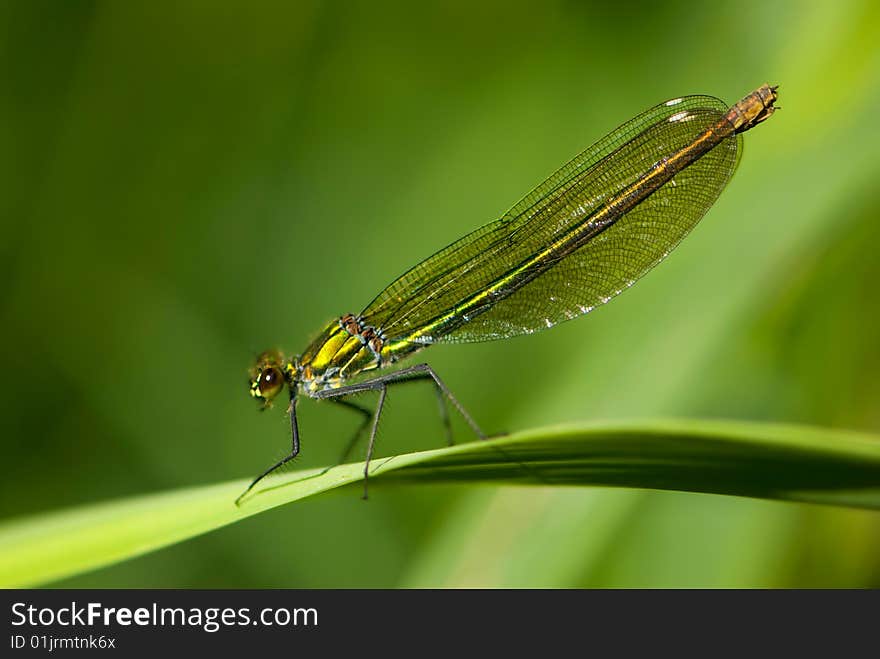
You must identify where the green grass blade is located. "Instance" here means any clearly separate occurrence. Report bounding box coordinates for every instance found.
[1,418,878,587]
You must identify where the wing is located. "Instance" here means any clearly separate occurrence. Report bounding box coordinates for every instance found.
[359,95,739,343]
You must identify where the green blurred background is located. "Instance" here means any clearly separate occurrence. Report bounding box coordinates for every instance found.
[2,0,879,587]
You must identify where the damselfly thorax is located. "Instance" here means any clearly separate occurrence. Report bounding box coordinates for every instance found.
[296,314,424,395]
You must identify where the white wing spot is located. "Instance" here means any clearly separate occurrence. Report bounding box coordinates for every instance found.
[665,98,684,106]
[668,110,691,123]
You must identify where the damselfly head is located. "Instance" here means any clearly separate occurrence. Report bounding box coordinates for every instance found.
[249,350,288,408]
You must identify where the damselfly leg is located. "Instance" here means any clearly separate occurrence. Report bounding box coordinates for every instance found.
[315,363,487,498]
[235,392,301,506]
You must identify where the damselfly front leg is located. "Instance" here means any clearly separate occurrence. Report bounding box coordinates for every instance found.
[235,391,301,506]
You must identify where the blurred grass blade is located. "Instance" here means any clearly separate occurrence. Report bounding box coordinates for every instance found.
[1,418,879,587]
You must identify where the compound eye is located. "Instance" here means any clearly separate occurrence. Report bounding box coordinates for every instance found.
[258,367,284,400]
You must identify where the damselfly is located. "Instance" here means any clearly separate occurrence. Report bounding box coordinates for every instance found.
[240,83,779,504]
